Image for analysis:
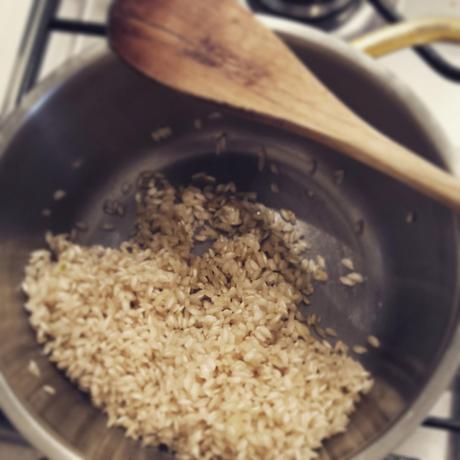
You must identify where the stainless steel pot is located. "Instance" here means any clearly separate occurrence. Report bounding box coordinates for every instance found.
[1,15,460,460]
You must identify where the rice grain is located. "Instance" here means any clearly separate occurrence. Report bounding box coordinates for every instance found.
[353,345,368,355]
[53,190,66,201]
[43,385,56,395]
[367,335,381,348]
[28,360,40,378]
[341,258,354,270]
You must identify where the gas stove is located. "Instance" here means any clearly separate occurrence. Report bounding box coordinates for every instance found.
[245,0,363,31]
[0,1,460,459]
[240,0,402,38]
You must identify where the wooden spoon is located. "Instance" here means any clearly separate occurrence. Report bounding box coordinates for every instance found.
[109,0,460,210]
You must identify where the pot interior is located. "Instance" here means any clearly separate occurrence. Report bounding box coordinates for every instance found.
[0,29,458,460]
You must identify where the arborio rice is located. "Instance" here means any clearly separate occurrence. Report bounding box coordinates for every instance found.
[23,174,373,460]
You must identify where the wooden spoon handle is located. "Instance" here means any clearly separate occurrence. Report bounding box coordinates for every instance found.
[289,117,460,209]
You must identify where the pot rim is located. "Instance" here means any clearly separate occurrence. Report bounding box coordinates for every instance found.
[0,14,459,460]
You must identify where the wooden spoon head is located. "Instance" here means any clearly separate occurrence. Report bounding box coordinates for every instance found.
[108,0,326,118]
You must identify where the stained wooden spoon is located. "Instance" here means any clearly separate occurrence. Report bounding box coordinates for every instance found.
[109,0,460,210]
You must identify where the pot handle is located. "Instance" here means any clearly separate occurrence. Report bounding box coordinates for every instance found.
[350,17,460,57]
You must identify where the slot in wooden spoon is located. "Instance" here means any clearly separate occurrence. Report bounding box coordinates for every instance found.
[109,0,460,210]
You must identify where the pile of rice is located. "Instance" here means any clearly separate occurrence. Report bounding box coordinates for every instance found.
[23,174,372,460]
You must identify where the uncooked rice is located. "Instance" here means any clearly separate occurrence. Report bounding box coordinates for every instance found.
[53,189,66,201]
[347,273,364,284]
[99,222,115,232]
[339,272,364,287]
[28,359,40,378]
[71,158,84,169]
[352,345,368,355]
[151,126,172,142]
[279,208,296,225]
[405,211,416,224]
[269,163,279,175]
[194,118,203,130]
[208,111,222,120]
[23,176,373,460]
[43,384,56,395]
[270,182,280,193]
[367,335,381,349]
[74,221,89,232]
[341,258,354,271]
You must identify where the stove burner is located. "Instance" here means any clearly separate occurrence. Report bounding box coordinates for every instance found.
[248,0,359,22]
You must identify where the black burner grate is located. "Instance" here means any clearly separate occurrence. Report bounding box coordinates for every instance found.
[247,0,359,22]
